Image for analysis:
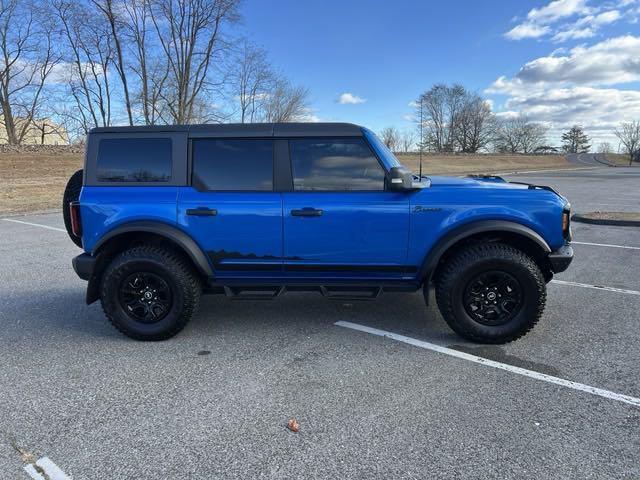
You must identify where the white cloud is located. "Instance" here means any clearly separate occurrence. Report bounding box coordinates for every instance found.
[504,0,635,42]
[499,86,640,142]
[487,35,640,91]
[494,2,640,144]
[526,0,591,23]
[505,23,551,40]
[552,10,622,41]
[552,27,594,42]
[337,92,366,105]
[591,9,622,24]
[506,0,591,39]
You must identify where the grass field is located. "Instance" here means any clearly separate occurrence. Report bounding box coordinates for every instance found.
[0,151,571,215]
[1,152,83,215]
[396,153,569,175]
[603,153,634,166]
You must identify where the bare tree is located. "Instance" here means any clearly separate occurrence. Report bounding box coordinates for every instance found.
[416,84,447,152]
[614,120,640,165]
[416,84,495,153]
[597,141,612,154]
[149,0,240,124]
[230,40,273,123]
[92,0,134,125]
[399,129,415,153]
[31,117,68,144]
[0,0,60,144]
[379,126,400,151]
[121,0,169,124]
[495,117,547,154]
[54,0,115,133]
[261,76,310,122]
[454,95,496,153]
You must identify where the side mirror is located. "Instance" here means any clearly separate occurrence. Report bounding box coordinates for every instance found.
[386,166,414,191]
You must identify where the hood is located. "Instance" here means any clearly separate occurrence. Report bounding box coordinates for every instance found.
[428,175,528,190]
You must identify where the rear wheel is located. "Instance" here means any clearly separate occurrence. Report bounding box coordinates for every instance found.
[434,243,546,344]
[100,245,201,341]
[62,169,83,247]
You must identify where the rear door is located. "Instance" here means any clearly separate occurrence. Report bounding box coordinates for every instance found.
[177,138,282,278]
[282,137,411,279]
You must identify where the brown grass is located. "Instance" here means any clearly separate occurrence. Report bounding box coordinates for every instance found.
[0,151,572,215]
[396,153,569,175]
[603,153,634,166]
[0,152,83,215]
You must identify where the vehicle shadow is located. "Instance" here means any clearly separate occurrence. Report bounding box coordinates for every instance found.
[1,287,463,347]
[190,289,460,344]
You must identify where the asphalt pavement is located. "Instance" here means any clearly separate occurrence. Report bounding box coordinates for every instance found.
[0,166,638,479]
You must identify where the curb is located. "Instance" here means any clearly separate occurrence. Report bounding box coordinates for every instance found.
[572,214,640,227]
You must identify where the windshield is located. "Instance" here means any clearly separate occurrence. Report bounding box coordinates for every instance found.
[362,128,402,169]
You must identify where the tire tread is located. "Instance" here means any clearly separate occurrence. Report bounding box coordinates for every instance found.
[100,245,201,341]
[435,242,546,344]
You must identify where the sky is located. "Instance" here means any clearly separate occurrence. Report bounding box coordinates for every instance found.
[238,0,640,147]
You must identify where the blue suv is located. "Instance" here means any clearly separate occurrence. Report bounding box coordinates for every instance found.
[64,123,573,343]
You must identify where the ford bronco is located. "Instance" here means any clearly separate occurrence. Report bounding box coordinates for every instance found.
[64,123,573,343]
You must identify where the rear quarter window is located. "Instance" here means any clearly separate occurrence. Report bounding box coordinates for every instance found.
[96,138,172,182]
[191,139,274,191]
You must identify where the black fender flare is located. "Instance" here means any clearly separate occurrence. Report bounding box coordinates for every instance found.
[92,221,213,277]
[418,220,551,283]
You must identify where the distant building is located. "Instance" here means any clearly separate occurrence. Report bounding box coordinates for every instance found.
[0,116,68,145]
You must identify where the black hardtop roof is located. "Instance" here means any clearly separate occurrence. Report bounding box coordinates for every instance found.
[89,122,364,137]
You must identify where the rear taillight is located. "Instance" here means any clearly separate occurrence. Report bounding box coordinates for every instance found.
[70,201,82,237]
[562,207,571,241]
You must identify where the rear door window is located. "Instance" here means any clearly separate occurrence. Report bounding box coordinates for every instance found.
[96,138,172,182]
[289,138,385,191]
[192,139,274,191]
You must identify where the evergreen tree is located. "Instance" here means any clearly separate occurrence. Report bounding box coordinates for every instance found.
[562,126,591,153]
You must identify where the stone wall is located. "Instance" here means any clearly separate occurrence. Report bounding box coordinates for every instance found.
[0,144,85,154]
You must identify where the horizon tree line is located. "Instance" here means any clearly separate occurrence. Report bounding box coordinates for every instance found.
[379,84,638,162]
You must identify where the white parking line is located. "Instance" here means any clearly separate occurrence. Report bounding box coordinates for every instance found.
[1,218,65,232]
[572,241,640,250]
[334,321,640,407]
[551,279,640,296]
[24,457,71,480]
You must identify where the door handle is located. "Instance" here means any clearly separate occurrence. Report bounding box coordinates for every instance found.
[186,207,218,216]
[291,208,323,217]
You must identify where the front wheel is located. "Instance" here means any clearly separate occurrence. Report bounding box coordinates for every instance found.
[434,243,546,344]
[100,245,201,341]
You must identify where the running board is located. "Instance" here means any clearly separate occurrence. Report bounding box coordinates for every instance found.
[220,285,384,301]
[320,286,382,301]
[223,286,285,300]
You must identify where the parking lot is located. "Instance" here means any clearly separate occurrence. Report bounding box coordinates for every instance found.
[1,166,639,479]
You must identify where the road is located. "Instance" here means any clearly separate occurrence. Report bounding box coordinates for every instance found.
[0,166,639,479]
[565,152,614,167]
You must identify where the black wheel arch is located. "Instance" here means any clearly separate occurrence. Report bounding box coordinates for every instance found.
[85,221,212,304]
[420,220,552,287]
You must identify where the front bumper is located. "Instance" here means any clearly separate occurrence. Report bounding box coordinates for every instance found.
[548,244,574,273]
[72,253,96,281]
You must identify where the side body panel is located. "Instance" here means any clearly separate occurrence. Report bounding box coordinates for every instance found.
[282,192,410,279]
[80,186,180,253]
[406,183,567,272]
[176,188,283,278]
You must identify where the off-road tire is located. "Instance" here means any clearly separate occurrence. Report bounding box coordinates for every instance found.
[62,169,83,247]
[100,245,201,341]
[434,242,546,344]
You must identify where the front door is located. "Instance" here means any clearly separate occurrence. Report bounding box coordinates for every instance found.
[178,138,282,278]
[282,137,410,279]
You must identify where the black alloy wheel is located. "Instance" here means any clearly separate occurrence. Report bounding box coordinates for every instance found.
[118,272,173,323]
[463,270,522,326]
